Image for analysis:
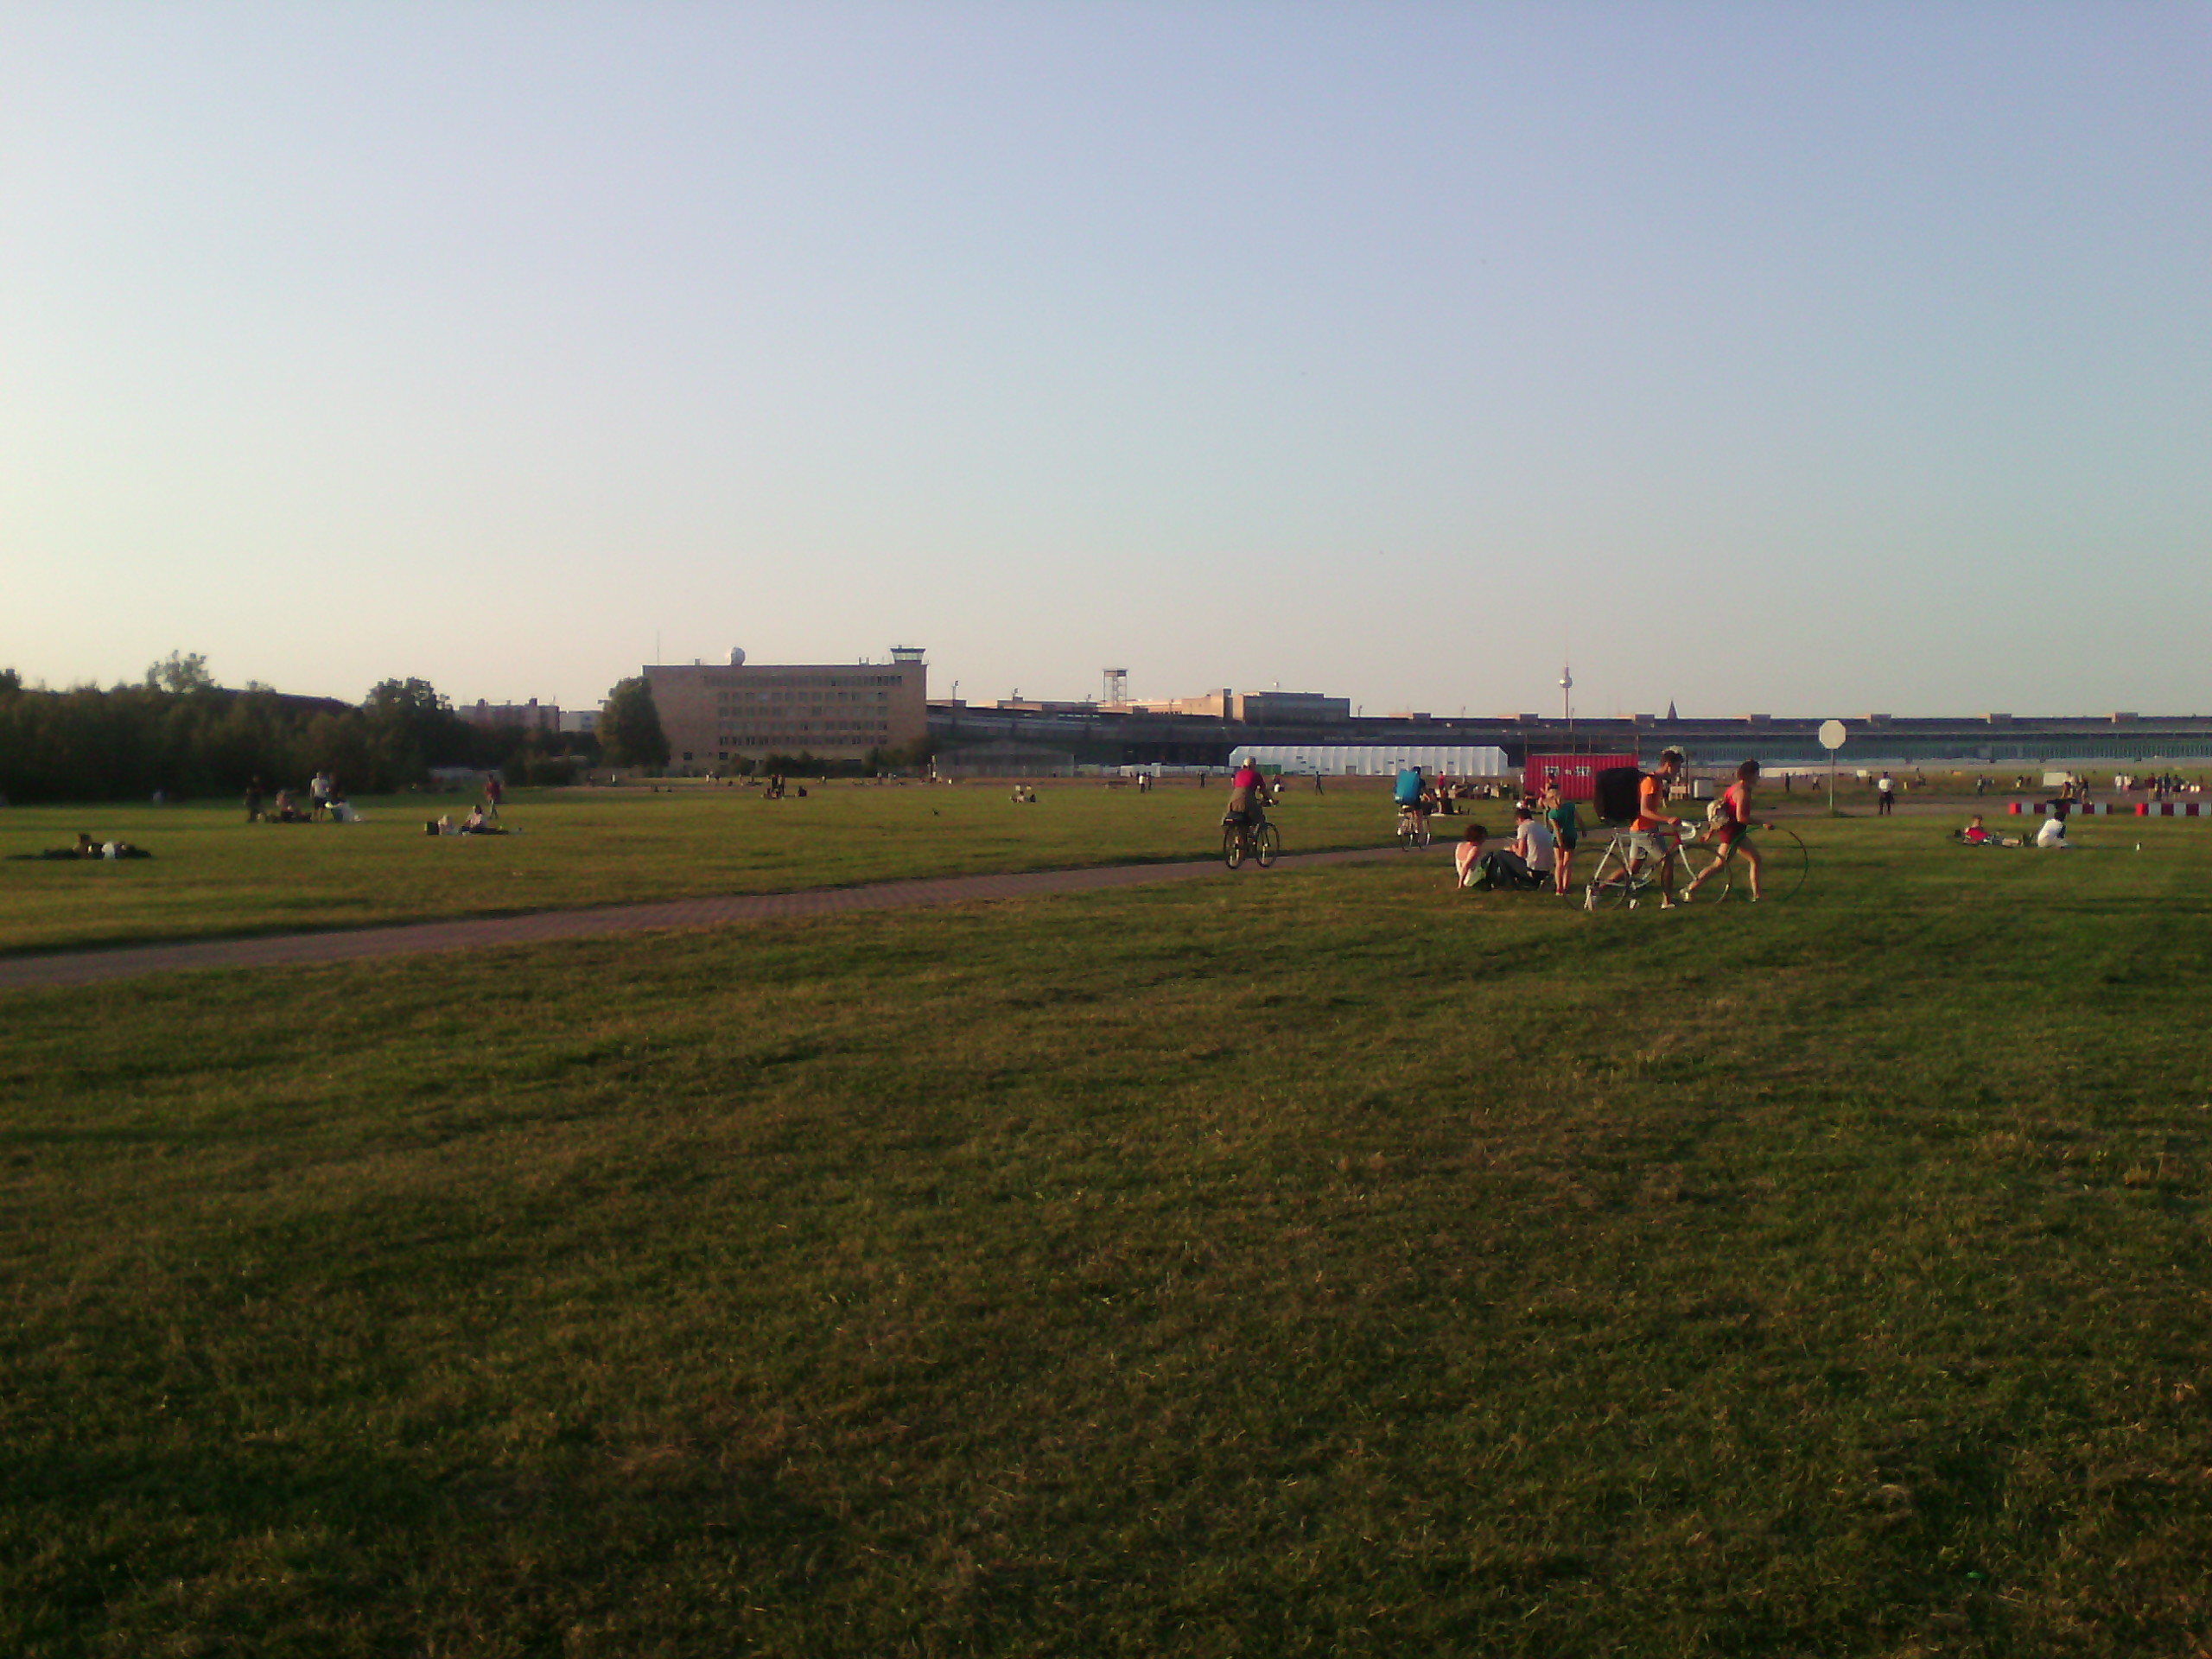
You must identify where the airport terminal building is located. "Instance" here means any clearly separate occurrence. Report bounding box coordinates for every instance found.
[645,647,928,770]
[930,697,2212,775]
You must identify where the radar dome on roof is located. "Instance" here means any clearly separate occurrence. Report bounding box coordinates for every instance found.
[729,647,747,667]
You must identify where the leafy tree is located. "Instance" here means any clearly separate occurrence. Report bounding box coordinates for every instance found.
[599,677,670,769]
[0,667,21,696]
[144,652,215,695]
[359,678,470,788]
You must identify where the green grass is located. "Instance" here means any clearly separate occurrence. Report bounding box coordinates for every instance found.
[5,818,2211,1654]
[0,779,1402,956]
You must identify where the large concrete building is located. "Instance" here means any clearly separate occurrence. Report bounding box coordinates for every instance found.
[645,647,928,771]
[459,697,562,734]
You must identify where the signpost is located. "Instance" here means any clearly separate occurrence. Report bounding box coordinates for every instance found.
[1819,720,1847,815]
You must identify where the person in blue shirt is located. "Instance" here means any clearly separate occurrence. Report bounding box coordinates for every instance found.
[1394,767,1429,839]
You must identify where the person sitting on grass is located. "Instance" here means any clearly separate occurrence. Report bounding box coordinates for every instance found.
[1478,836,1541,891]
[2036,811,2071,849]
[1454,823,1487,888]
[1510,804,1556,889]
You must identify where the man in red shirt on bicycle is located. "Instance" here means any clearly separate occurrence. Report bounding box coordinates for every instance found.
[1224,759,1270,835]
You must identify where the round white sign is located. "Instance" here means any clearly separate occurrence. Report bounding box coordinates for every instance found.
[1818,719,1847,751]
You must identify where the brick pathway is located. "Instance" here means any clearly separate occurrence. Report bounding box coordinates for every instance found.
[0,846,1427,992]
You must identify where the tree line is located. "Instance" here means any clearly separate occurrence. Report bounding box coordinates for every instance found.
[0,655,601,804]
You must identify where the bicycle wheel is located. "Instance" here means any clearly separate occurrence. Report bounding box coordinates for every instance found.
[1255,823,1281,868]
[1222,825,1245,869]
[1584,837,1637,909]
[1745,827,1810,902]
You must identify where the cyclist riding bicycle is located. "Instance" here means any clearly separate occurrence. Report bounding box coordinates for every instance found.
[1224,759,1270,835]
[1394,766,1428,838]
[1628,747,1688,909]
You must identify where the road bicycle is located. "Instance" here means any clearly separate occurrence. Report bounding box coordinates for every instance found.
[1395,807,1431,850]
[1223,817,1281,869]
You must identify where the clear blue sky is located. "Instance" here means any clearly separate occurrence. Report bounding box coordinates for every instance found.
[4,3,2207,717]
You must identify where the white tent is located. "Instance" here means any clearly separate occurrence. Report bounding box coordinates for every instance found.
[1228,743,1510,777]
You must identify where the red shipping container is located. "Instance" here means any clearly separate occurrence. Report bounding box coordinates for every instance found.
[1523,752,1637,804]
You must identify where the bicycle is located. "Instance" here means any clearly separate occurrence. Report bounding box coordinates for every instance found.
[1582,822,1699,910]
[1395,806,1432,850]
[1222,817,1281,869]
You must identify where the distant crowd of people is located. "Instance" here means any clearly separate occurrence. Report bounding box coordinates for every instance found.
[245,770,365,824]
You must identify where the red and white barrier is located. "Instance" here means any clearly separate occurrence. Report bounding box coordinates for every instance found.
[2009,798,2208,817]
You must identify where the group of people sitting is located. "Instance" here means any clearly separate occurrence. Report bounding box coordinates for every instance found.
[245,771,364,823]
[1452,789,1583,894]
[1957,812,2068,849]
[423,805,508,836]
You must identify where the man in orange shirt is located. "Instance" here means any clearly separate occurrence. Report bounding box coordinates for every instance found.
[1628,747,1688,908]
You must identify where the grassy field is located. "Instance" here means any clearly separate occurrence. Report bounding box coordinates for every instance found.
[0,780,1405,956]
[5,817,2211,1654]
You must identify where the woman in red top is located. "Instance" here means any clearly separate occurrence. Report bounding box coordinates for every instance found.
[1683,759,1770,901]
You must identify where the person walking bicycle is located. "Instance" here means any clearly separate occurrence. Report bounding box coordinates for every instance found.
[1628,748,1688,908]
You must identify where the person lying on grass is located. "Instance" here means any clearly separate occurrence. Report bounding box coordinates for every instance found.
[1955,815,2021,848]
[7,833,153,861]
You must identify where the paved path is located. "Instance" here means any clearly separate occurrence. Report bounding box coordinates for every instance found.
[0,845,1427,992]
